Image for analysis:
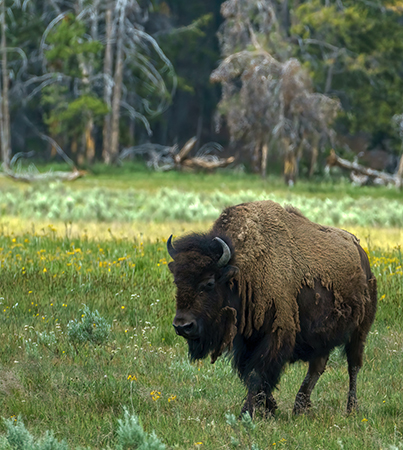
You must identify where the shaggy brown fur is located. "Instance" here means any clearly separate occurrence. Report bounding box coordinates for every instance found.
[213,201,370,351]
[168,200,377,416]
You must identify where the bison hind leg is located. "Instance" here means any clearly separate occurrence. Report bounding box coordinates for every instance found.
[293,354,329,415]
[345,277,377,414]
[345,330,366,414]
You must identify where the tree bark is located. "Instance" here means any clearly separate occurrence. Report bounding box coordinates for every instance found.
[283,138,297,185]
[394,153,403,189]
[0,0,10,169]
[309,135,320,178]
[397,153,403,179]
[109,2,126,164]
[85,116,95,164]
[102,3,113,163]
[252,140,261,173]
[261,143,268,178]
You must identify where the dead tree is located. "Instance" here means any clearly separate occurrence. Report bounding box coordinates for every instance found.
[102,2,114,162]
[0,0,10,169]
[211,0,339,183]
[107,0,126,164]
[101,0,176,164]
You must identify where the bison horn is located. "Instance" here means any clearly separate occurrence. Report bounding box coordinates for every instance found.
[214,237,231,267]
[167,235,178,260]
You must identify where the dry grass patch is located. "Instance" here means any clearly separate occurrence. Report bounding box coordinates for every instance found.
[0,368,24,397]
[1,216,402,248]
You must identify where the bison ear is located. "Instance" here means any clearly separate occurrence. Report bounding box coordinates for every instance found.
[218,265,239,284]
[168,262,174,273]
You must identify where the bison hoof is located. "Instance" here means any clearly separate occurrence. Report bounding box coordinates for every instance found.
[239,400,255,420]
[347,397,359,415]
[293,393,312,415]
[265,396,277,417]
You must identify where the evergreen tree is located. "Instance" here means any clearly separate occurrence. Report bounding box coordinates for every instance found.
[292,0,403,150]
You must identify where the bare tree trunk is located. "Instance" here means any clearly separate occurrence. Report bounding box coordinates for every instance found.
[85,116,95,163]
[252,140,261,173]
[397,153,403,178]
[91,0,100,41]
[396,153,403,189]
[102,3,113,163]
[196,111,203,152]
[283,138,297,186]
[0,0,10,169]
[109,2,126,164]
[74,0,99,166]
[71,138,78,161]
[85,0,99,165]
[281,0,290,34]
[309,135,320,178]
[296,137,305,178]
[50,143,57,158]
[261,143,268,178]
[78,131,86,167]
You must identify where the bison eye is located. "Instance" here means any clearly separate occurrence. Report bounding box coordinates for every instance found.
[199,278,215,292]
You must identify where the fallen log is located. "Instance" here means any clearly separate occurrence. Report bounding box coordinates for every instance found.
[181,156,235,170]
[121,137,235,172]
[327,149,402,188]
[2,167,86,182]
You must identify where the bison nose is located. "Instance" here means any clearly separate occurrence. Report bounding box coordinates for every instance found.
[173,318,198,339]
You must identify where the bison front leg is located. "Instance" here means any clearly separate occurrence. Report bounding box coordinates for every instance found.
[293,355,328,415]
[240,389,277,419]
[240,389,258,419]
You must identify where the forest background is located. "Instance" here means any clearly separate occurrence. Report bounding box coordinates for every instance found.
[1,0,403,180]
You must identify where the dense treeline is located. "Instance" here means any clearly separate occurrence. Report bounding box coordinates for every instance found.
[0,0,403,178]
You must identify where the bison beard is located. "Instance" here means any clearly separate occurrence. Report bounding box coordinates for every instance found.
[187,306,237,363]
[168,200,377,417]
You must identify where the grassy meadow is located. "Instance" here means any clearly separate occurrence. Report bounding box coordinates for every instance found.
[0,167,402,449]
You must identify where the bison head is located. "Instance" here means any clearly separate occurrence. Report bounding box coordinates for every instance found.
[167,233,239,362]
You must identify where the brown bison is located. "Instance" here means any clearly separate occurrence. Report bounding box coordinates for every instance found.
[167,200,377,417]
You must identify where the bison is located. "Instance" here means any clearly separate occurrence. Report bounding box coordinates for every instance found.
[167,200,377,417]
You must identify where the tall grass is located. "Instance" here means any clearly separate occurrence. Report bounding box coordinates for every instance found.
[0,228,402,449]
[1,184,403,227]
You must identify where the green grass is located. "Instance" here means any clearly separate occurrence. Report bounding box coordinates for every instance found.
[2,161,403,200]
[0,229,402,449]
[0,166,402,448]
